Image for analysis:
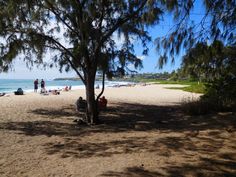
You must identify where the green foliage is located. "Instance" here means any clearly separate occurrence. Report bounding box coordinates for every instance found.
[0,0,182,122]
[182,83,206,94]
[120,71,206,94]
[181,40,236,114]
[202,77,236,111]
[165,82,206,94]
[0,0,171,78]
[156,0,236,68]
[182,40,236,90]
[182,93,236,116]
[181,41,235,82]
[182,98,211,115]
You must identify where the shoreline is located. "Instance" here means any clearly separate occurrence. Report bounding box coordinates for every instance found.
[0,80,134,94]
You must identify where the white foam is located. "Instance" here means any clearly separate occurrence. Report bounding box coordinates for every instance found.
[2,81,134,93]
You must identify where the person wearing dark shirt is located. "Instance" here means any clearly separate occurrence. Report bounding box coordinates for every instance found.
[34,79,38,92]
[41,79,45,89]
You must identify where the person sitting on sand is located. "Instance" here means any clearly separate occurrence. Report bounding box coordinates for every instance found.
[40,87,47,94]
[76,97,87,111]
[64,86,69,91]
[98,96,107,110]
[40,88,49,95]
[0,93,6,97]
[52,89,60,95]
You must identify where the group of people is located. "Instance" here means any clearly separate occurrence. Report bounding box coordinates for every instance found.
[64,85,72,91]
[34,79,45,93]
[34,79,72,95]
[76,96,108,112]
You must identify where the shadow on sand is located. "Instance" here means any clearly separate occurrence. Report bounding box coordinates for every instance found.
[1,102,235,136]
[0,102,235,176]
[101,166,163,177]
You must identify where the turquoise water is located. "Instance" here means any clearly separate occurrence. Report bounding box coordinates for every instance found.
[0,79,130,93]
[0,79,83,93]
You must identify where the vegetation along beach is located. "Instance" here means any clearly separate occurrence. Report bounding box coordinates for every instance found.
[0,0,235,176]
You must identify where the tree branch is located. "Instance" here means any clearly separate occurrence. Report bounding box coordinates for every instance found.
[102,0,148,44]
[44,0,81,38]
[32,33,86,83]
[94,0,148,62]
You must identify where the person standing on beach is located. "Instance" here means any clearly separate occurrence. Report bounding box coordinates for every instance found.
[41,79,45,89]
[34,79,38,92]
[40,79,46,93]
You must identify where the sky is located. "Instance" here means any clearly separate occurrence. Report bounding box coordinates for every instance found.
[0,1,205,80]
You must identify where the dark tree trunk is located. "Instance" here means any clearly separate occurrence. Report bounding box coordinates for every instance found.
[96,70,105,102]
[85,71,99,124]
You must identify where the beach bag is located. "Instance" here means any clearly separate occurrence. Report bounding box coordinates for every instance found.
[15,88,24,95]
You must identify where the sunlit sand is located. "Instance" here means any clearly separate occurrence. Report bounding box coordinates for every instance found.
[0,84,235,176]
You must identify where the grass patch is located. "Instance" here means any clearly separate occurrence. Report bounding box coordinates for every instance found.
[154,80,200,85]
[129,78,206,94]
[151,80,206,94]
[182,84,206,93]
[165,85,205,93]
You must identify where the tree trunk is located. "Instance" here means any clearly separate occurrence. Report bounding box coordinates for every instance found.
[96,70,105,102]
[85,71,99,124]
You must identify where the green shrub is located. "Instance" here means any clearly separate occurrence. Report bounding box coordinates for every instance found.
[182,97,212,115]
[183,97,236,115]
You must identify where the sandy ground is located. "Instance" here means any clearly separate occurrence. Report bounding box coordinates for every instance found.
[0,84,235,177]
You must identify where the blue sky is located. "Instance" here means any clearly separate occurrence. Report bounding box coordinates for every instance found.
[0,26,181,80]
[0,1,205,79]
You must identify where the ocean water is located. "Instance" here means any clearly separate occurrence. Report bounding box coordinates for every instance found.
[0,79,131,93]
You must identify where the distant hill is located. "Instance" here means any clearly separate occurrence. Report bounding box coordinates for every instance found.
[54,76,103,81]
[54,72,179,82]
[53,77,81,81]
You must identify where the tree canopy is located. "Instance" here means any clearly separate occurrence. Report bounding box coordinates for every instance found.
[156,0,236,68]
[0,0,184,123]
[182,41,236,82]
[1,0,235,122]
[0,0,161,74]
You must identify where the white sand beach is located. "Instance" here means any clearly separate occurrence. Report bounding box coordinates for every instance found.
[0,84,235,177]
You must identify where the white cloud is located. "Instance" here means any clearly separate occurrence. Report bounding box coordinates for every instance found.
[137,55,146,60]
[112,32,125,49]
[111,32,137,49]
[0,61,75,79]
